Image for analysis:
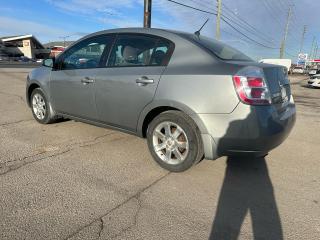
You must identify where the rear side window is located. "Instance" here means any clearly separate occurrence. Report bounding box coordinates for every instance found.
[107,34,174,67]
[182,34,252,61]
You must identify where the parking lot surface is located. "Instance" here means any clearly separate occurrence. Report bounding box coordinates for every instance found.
[0,68,319,240]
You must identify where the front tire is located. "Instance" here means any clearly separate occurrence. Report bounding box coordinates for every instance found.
[147,110,204,172]
[30,88,56,124]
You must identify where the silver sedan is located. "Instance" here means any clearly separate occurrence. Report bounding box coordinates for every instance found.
[26,28,296,172]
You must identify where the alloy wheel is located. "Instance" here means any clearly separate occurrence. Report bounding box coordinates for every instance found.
[32,93,46,120]
[152,121,189,165]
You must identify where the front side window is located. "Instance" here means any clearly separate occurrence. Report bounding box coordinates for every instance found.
[60,35,114,70]
[107,34,173,67]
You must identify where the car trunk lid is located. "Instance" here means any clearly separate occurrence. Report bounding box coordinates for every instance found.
[262,65,291,111]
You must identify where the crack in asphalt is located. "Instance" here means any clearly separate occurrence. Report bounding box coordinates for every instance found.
[0,149,71,176]
[64,172,170,240]
[1,149,47,166]
[0,132,117,176]
[97,218,104,240]
[78,132,119,148]
[107,196,143,240]
[0,91,25,103]
[0,119,33,127]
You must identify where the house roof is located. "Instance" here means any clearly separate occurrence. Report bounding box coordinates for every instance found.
[1,34,34,41]
[0,34,44,49]
[0,35,22,40]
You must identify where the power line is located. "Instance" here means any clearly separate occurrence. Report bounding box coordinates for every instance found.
[263,0,302,44]
[286,5,305,40]
[216,0,222,40]
[194,0,301,49]
[221,3,278,45]
[190,0,279,45]
[167,0,279,49]
[221,16,279,49]
[201,0,298,57]
[268,0,286,16]
[299,25,307,53]
[285,51,296,58]
[309,36,316,59]
[187,0,212,10]
[261,0,301,52]
[278,0,288,9]
[280,5,293,58]
[221,29,278,51]
[261,0,284,27]
[168,0,216,15]
[219,9,276,46]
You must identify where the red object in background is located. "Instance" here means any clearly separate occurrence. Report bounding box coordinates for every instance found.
[50,46,66,57]
[313,59,320,62]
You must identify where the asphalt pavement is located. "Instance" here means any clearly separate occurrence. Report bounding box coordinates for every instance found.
[0,61,41,68]
[0,67,319,240]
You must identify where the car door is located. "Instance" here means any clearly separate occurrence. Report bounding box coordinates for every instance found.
[49,35,114,120]
[94,34,174,132]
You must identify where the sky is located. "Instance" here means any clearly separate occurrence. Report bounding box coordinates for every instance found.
[0,0,319,61]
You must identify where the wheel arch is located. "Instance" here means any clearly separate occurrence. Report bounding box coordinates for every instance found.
[26,83,41,107]
[137,100,208,138]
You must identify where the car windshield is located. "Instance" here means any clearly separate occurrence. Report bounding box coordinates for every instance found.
[181,34,253,61]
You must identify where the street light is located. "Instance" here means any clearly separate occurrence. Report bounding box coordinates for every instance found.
[59,35,74,47]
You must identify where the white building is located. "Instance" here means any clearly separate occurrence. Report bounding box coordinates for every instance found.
[0,34,50,59]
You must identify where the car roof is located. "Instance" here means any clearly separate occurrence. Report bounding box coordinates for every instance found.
[74,28,195,46]
[88,27,189,37]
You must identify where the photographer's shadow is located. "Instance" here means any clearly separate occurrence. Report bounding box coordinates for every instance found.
[209,156,283,240]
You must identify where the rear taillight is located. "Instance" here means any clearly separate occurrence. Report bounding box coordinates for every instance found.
[232,67,271,105]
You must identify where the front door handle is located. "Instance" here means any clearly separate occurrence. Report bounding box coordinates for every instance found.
[136,76,154,85]
[81,77,95,84]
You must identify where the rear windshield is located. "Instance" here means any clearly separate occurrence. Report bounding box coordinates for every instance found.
[181,34,253,61]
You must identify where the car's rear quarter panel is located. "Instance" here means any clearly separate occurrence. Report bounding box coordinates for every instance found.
[155,73,239,114]
[154,33,240,115]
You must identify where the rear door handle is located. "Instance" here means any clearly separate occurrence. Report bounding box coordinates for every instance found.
[81,77,95,84]
[136,76,154,85]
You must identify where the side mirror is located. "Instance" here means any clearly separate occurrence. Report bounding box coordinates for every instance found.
[42,58,55,68]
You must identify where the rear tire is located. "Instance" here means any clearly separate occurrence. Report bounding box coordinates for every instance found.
[30,88,57,124]
[147,110,204,172]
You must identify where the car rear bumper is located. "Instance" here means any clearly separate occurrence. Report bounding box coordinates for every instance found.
[197,97,296,159]
[308,79,320,87]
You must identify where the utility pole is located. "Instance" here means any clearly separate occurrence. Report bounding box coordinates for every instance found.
[216,0,222,40]
[299,25,307,53]
[312,42,318,59]
[59,35,71,47]
[59,34,82,47]
[143,0,152,28]
[310,36,316,60]
[280,5,292,58]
